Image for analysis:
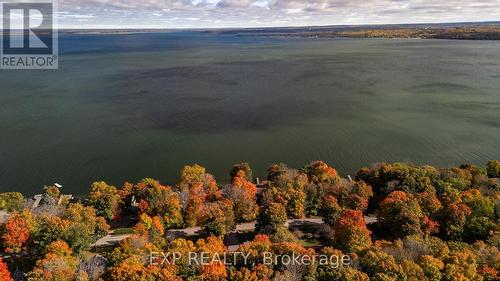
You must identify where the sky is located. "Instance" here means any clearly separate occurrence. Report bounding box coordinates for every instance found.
[51,0,500,28]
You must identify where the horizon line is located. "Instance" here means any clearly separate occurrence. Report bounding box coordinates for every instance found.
[55,20,500,30]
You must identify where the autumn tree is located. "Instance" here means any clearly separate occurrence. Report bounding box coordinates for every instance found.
[228,267,260,281]
[303,161,340,184]
[377,191,425,238]
[224,184,258,223]
[18,209,39,234]
[439,202,472,241]
[177,164,219,227]
[236,234,273,267]
[31,214,70,253]
[0,258,13,281]
[2,212,30,253]
[134,213,165,246]
[416,192,442,217]
[400,259,427,281]
[108,235,149,267]
[263,186,306,219]
[195,239,228,280]
[145,266,181,281]
[460,189,496,241]
[486,160,500,178]
[360,249,405,280]
[461,189,495,218]
[133,179,183,229]
[230,162,253,182]
[201,262,227,281]
[442,249,481,281]
[227,169,258,222]
[256,202,287,234]
[473,241,500,281]
[200,199,235,237]
[88,181,121,221]
[267,163,290,183]
[107,236,181,279]
[28,240,78,281]
[304,183,324,216]
[264,164,308,218]
[316,247,369,281]
[162,192,184,229]
[232,170,257,197]
[418,255,444,281]
[180,164,206,186]
[165,238,198,277]
[319,195,342,226]
[62,203,109,253]
[325,179,374,211]
[0,192,25,211]
[272,240,313,258]
[108,258,147,281]
[356,163,438,210]
[334,209,372,253]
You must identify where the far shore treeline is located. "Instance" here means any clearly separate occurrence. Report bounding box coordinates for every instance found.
[0,159,499,280]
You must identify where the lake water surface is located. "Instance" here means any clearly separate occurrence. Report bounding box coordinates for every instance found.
[1,32,499,194]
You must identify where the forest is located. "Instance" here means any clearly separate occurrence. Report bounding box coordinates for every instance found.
[217,23,500,40]
[0,159,499,281]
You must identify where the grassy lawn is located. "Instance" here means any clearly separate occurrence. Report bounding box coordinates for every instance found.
[299,239,322,248]
[112,227,134,235]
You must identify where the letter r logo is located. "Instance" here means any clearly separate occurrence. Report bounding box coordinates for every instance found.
[2,2,53,54]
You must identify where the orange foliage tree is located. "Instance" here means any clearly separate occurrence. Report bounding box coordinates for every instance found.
[377,191,424,238]
[202,262,227,281]
[305,160,340,184]
[27,240,78,281]
[440,202,472,240]
[197,236,228,280]
[109,259,147,281]
[2,212,30,253]
[124,178,184,229]
[334,209,372,253]
[229,169,258,222]
[200,199,235,237]
[134,213,165,245]
[178,164,214,227]
[0,258,13,281]
[325,179,374,211]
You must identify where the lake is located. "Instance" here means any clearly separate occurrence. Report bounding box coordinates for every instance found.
[1,32,499,195]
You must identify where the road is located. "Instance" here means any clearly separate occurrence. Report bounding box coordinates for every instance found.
[92,216,377,247]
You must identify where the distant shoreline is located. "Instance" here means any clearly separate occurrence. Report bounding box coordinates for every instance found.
[54,22,500,40]
[210,22,500,41]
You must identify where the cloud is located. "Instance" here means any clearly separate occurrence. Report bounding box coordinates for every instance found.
[60,0,198,10]
[216,0,255,8]
[52,0,500,28]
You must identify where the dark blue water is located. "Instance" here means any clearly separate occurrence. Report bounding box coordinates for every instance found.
[1,32,499,195]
